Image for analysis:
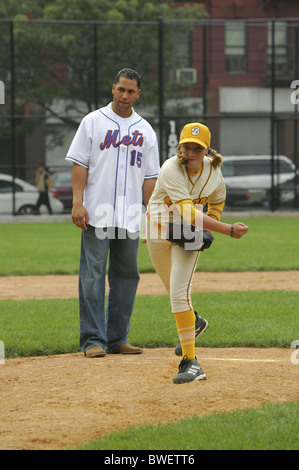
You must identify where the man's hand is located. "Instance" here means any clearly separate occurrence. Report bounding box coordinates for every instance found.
[72,202,89,230]
[71,163,88,229]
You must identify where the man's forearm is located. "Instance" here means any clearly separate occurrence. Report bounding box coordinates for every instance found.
[72,163,88,206]
[142,178,157,207]
[71,164,89,229]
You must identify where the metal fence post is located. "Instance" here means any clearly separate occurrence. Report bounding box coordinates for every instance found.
[10,20,16,215]
[294,27,298,208]
[270,20,276,211]
[158,17,164,163]
[93,23,98,110]
[202,23,207,117]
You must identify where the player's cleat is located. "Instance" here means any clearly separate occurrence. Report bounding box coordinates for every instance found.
[174,312,209,357]
[173,356,206,384]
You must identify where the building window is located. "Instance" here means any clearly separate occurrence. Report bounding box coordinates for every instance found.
[168,30,194,85]
[171,30,192,68]
[225,21,247,73]
[267,21,288,75]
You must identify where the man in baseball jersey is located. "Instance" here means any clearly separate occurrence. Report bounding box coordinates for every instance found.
[66,68,160,358]
[146,122,248,383]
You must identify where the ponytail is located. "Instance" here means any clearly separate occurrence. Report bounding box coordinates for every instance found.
[177,144,223,169]
[176,145,188,167]
[207,148,223,169]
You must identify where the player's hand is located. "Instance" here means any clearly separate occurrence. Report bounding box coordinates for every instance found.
[72,202,89,230]
[231,222,248,239]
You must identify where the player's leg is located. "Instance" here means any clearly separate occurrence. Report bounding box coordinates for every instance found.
[170,246,208,356]
[170,245,199,359]
[146,215,174,293]
[79,225,110,354]
[147,220,206,383]
[146,236,172,294]
[170,246,206,383]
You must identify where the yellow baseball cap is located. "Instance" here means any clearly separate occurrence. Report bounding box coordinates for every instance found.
[179,122,211,149]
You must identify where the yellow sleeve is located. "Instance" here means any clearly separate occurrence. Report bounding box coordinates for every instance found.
[175,199,201,225]
[206,201,225,220]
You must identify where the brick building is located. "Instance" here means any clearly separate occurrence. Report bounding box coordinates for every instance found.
[172,0,299,158]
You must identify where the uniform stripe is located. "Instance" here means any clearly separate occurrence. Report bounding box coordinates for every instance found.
[145,173,159,179]
[99,109,121,221]
[198,160,213,198]
[181,340,195,347]
[178,325,195,342]
[186,253,200,311]
[65,157,89,168]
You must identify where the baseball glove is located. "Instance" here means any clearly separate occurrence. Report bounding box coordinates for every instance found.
[166,222,214,252]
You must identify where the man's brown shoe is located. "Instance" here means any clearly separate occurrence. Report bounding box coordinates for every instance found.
[108,343,143,354]
[85,346,106,358]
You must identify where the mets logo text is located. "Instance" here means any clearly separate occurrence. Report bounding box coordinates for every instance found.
[100,130,144,150]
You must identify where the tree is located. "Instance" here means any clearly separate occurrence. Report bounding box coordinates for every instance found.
[0,0,207,155]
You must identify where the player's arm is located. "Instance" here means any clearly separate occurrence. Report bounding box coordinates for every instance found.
[142,178,157,207]
[200,179,247,237]
[197,211,248,239]
[172,200,247,239]
[206,174,226,221]
[71,163,89,230]
[206,201,225,221]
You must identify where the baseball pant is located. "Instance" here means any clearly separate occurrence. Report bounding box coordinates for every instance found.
[146,218,200,313]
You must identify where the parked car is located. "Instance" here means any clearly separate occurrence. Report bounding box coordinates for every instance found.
[225,184,266,208]
[0,173,64,215]
[52,169,73,212]
[222,155,296,207]
[272,176,299,208]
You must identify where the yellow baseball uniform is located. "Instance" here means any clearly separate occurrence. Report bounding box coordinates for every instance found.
[146,154,226,313]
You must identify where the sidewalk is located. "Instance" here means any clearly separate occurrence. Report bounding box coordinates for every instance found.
[0,214,72,224]
[0,210,297,224]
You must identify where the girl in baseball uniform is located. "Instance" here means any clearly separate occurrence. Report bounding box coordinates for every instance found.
[146,122,248,383]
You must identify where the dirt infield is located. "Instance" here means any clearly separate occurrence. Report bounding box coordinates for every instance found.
[1,270,299,300]
[0,272,298,450]
[1,347,298,450]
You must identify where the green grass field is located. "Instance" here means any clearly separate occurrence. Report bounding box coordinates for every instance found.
[2,291,298,358]
[0,216,298,275]
[75,402,299,450]
[0,217,298,450]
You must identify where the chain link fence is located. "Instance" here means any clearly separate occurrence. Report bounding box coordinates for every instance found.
[0,18,298,214]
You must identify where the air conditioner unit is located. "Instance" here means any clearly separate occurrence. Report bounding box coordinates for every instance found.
[176,68,197,85]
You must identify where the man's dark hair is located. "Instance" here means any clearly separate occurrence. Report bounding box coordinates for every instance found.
[114,68,141,89]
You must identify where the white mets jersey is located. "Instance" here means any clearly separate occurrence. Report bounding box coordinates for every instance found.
[66,104,160,231]
[147,155,226,227]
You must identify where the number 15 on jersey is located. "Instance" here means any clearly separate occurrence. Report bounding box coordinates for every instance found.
[130,150,143,168]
